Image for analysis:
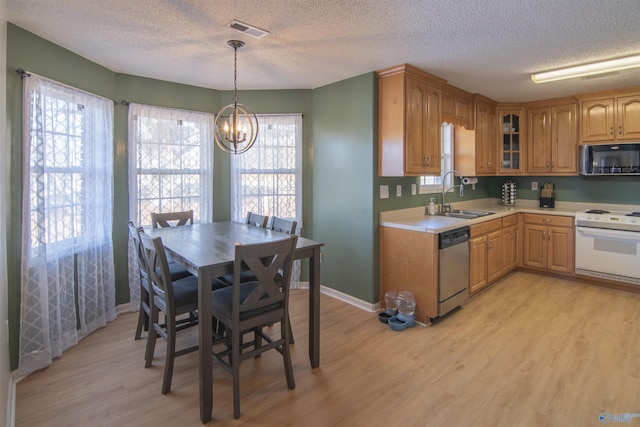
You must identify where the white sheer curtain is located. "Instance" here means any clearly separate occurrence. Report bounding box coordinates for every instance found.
[230,114,303,286]
[127,103,214,309]
[19,74,116,378]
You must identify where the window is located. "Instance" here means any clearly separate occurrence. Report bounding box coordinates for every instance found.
[127,103,214,226]
[420,122,454,193]
[230,114,303,227]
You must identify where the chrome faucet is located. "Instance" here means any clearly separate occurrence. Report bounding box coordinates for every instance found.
[441,170,464,213]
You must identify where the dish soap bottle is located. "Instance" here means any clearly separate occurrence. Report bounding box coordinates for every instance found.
[428,198,435,215]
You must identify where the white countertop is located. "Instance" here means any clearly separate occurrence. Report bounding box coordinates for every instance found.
[379,198,640,233]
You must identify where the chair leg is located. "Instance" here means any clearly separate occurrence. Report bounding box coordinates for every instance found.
[282,318,296,390]
[162,319,177,394]
[288,318,295,344]
[145,306,159,368]
[232,327,241,419]
[134,302,146,340]
[135,288,150,340]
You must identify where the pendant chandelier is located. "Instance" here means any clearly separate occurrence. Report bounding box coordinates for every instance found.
[214,40,258,154]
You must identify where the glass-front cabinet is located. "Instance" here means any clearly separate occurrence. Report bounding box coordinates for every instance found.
[498,107,525,175]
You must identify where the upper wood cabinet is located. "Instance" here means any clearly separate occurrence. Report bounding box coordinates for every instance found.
[378,64,445,176]
[579,89,640,143]
[526,99,578,175]
[473,95,498,175]
[498,106,526,175]
[441,88,472,128]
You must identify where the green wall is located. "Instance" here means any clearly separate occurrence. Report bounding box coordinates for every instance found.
[312,73,377,302]
[487,175,640,204]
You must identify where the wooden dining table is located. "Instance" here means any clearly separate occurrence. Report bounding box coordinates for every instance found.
[147,221,324,423]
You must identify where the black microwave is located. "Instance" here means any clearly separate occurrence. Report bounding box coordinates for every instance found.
[579,143,640,175]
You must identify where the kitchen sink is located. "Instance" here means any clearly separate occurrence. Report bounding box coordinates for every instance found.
[439,210,495,219]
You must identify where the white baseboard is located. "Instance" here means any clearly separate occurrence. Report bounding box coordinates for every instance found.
[295,281,379,313]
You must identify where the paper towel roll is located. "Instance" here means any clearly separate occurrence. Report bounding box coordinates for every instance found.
[461,177,478,185]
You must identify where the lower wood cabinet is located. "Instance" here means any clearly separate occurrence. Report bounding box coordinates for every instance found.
[502,215,520,274]
[379,226,438,323]
[469,218,503,294]
[522,214,574,274]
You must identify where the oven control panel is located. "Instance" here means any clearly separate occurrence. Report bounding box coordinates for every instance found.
[575,209,640,232]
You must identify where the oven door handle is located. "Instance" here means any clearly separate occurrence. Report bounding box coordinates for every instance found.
[576,226,640,240]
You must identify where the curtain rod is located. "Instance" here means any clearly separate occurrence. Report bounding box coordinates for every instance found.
[16,68,30,78]
[16,68,130,106]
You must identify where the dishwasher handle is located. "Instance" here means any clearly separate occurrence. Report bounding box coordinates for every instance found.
[439,226,470,249]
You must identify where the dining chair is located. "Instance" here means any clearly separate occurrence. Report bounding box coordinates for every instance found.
[129,221,200,341]
[129,222,152,341]
[138,230,226,394]
[222,216,299,340]
[151,209,194,228]
[211,235,298,419]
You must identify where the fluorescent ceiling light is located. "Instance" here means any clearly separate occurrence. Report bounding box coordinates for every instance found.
[531,54,640,84]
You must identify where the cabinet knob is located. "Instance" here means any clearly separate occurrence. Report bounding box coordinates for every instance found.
[551,160,555,168]
[546,161,550,167]
[543,219,551,223]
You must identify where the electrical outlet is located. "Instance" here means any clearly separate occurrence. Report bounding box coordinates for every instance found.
[380,185,389,199]
[396,185,402,197]
[531,181,538,191]
[411,184,417,195]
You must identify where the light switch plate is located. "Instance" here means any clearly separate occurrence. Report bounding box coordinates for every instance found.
[411,184,417,195]
[380,185,389,199]
[396,185,402,197]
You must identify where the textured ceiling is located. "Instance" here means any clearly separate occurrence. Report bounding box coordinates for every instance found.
[7,0,640,102]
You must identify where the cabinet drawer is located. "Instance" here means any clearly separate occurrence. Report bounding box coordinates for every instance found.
[470,218,503,237]
[502,214,519,227]
[523,213,573,227]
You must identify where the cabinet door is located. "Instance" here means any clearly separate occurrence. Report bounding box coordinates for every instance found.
[499,109,525,175]
[486,230,503,283]
[551,103,577,174]
[405,77,428,174]
[469,235,488,294]
[502,224,518,274]
[617,94,640,140]
[527,107,551,174]
[475,102,497,174]
[405,78,441,175]
[423,85,442,175]
[547,226,574,273]
[523,224,546,268]
[581,98,615,142]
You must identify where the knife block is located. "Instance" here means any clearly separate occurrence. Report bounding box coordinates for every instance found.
[539,195,555,208]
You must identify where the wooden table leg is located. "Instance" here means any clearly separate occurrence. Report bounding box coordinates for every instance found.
[198,269,213,423]
[309,247,321,368]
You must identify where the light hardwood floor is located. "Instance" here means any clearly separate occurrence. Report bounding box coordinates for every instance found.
[15,272,640,426]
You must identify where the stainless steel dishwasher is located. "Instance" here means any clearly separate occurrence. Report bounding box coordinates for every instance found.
[438,226,470,317]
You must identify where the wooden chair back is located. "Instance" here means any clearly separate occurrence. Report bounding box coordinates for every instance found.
[269,217,298,235]
[137,231,177,318]
[245,211,268,228]
[231,235,298,323]
[151,209,194,228]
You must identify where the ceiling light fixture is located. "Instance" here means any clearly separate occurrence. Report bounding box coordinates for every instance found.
[214,40,258,154]
[531,54,640,84]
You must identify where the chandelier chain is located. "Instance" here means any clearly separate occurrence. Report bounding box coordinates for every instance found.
[233,43,238,104]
